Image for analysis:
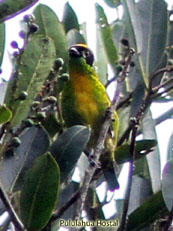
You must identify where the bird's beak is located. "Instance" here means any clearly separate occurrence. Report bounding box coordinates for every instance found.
[69,47,81,57]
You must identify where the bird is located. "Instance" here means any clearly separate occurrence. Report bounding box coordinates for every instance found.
[61,43,119,190]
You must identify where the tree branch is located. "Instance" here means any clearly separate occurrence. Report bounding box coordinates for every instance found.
[118,119,138,231]
[0,182,25,231]
[73,107,114,220]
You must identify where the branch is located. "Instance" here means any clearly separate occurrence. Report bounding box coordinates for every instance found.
[163,206,173,231]
[118,119,138,231]
[50,190,80,221]
[149,66,173,91]
[0,182,25,231]
[73,107,115,220]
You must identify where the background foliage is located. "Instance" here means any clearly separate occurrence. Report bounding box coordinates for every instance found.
[0,0,173,230]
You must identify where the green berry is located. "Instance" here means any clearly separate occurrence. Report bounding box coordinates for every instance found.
[18,91,28,100]
[32,101,40,108]
[59,73,70,82]
[36,112,46,121]
[116,65,123,73]
[11,137,21,148]
[54,58,64,71]
[24,119,34,127]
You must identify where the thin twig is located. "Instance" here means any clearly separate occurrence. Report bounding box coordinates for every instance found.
[163,206,173,231]
[149,67,173,91]
[152,77,173,94]
[112,49,135,105]
[118,119,138,231]
[50,190,80,221]
[0,182,25,231]
[73,107,114,220]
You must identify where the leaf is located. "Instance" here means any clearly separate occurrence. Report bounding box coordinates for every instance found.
[0,0,39,23]
[0,105,12,124]
[62,2,80,33]
[0,23,5,67]
[34,4,68,63]
[95,3,119,73]
[142,109,161,193]
[162,159,173,211]
[67,29,86,47]
[0,126,50,192]
[115,139,157,165]
[126,191,168,231]
[137,0,168,81]
[122,0,143,54]
[103,0,121,8]
[20,152,60,231]
[5,35,56,127]
[167,133,173,160]
[50,125,90,182]
[128,175,152,214]
[96,23,108,85]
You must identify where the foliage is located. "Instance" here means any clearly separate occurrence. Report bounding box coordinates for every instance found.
[0,1,173,231]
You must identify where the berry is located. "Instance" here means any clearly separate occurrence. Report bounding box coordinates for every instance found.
[59,73,70,82]
[24,119,34,127]
[11,137,21,148]
[54,58,64,71]
[11,41,18,49]
[29,23,39,34]
[121,38,129,47]
[18,91,28,100]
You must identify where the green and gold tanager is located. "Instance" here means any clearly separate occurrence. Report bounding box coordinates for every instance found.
[61,44,119,190]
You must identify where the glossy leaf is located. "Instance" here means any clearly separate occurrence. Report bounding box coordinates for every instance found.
[20,152,60,231]
[126,191,167,231]
[0,0,39,22]
[62,2,79,33]
[103,0,121,8]
[0,126,50,192]
[115,139,157,165]
[50,125,90,182]
[5,35,56,127]
[34,4,68,63]
[162,159,173,211]
[0,83,7,104]
[137,0,168,81]
[142,110,161,193]
[0,105,12,124]
[167,133,173,160]
[67,29,86,47]
[96,3,119,73]
[96,23,108,85]
[0,23,5,67]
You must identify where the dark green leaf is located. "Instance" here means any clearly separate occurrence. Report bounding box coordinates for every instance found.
[50,125,90,182]
[0,126,50,192]
[67,29,86,47]
[115,139,157,165]
[0,23,5,67]
[126,191,168,231]
[95,3,119,73]
[162,159,173,211]
[0,105,12,124]
[137,0,168,81]
[5,35,56,127]
[62,2,79,33]
[142,110,161,193]
[96,23,108,85]
[128,176,152,214]
[34,4,68,63]
[0,0,38,23]
[0,83,7,104]
[167,133,173,160]
[20,152,60,231]
[103,0,121,8]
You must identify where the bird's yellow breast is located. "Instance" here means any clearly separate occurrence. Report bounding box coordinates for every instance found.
[70,71,99,126]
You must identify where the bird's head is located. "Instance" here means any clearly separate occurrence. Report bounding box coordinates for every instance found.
[69,44,94,66]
